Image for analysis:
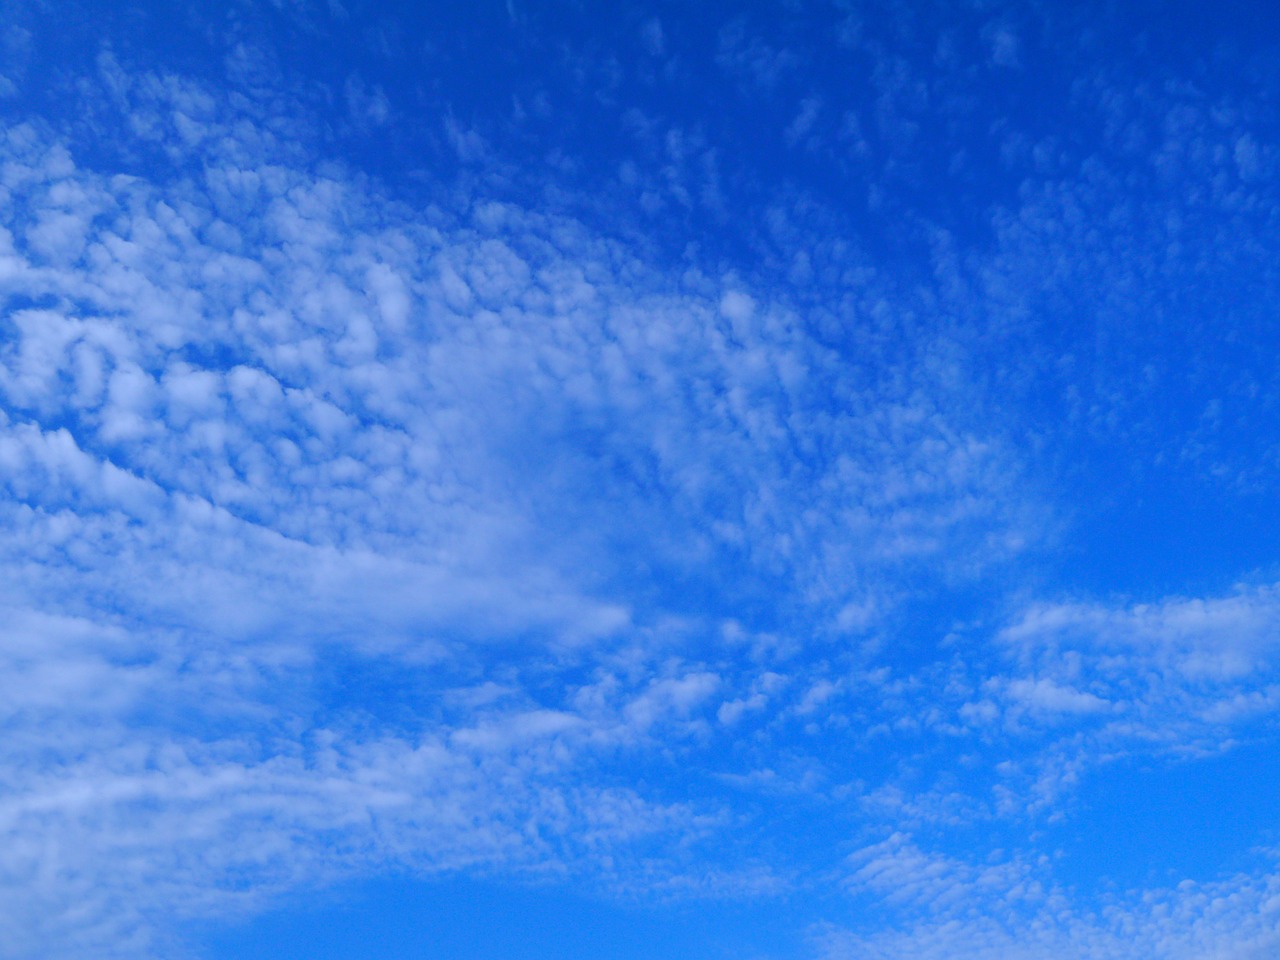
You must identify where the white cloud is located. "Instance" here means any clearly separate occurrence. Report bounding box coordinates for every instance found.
[640,18,664,58]
[824,837,1280,960]
[716,20,800,93]
[4,16,1278,959]
[0,72,1042,953]
[982,22,1020,69]
[1004,677,1111,716]
[1000,587,1280,689]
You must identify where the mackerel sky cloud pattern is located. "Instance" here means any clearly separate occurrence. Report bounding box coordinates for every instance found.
[1,2,1280,958]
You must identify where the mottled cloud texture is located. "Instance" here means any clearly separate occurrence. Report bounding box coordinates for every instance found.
[3,3,1280,958]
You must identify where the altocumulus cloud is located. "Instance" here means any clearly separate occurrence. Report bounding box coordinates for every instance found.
[0,50,1032,958]
[2,6,1280,960]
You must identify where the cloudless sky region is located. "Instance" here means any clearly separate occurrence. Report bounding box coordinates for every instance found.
[3,1,1280,958]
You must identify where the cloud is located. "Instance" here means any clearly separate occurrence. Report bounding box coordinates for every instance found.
[823,838,1280,960]
[843,834,1048,915]
[640,18,664,58]
[1000,588,1280,683]
[982,22,1020,69]
[4,8,1280,959]
[716,20,800,93]
[0,52,1047,955]
[1004,677,1111,716]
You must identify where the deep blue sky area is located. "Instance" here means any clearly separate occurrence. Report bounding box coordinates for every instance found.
[2,2,1280,959]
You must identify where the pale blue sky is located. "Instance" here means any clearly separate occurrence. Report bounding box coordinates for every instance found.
[2,2,1280,958]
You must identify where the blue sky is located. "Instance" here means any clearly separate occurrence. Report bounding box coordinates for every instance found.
[2,1,1280,957]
